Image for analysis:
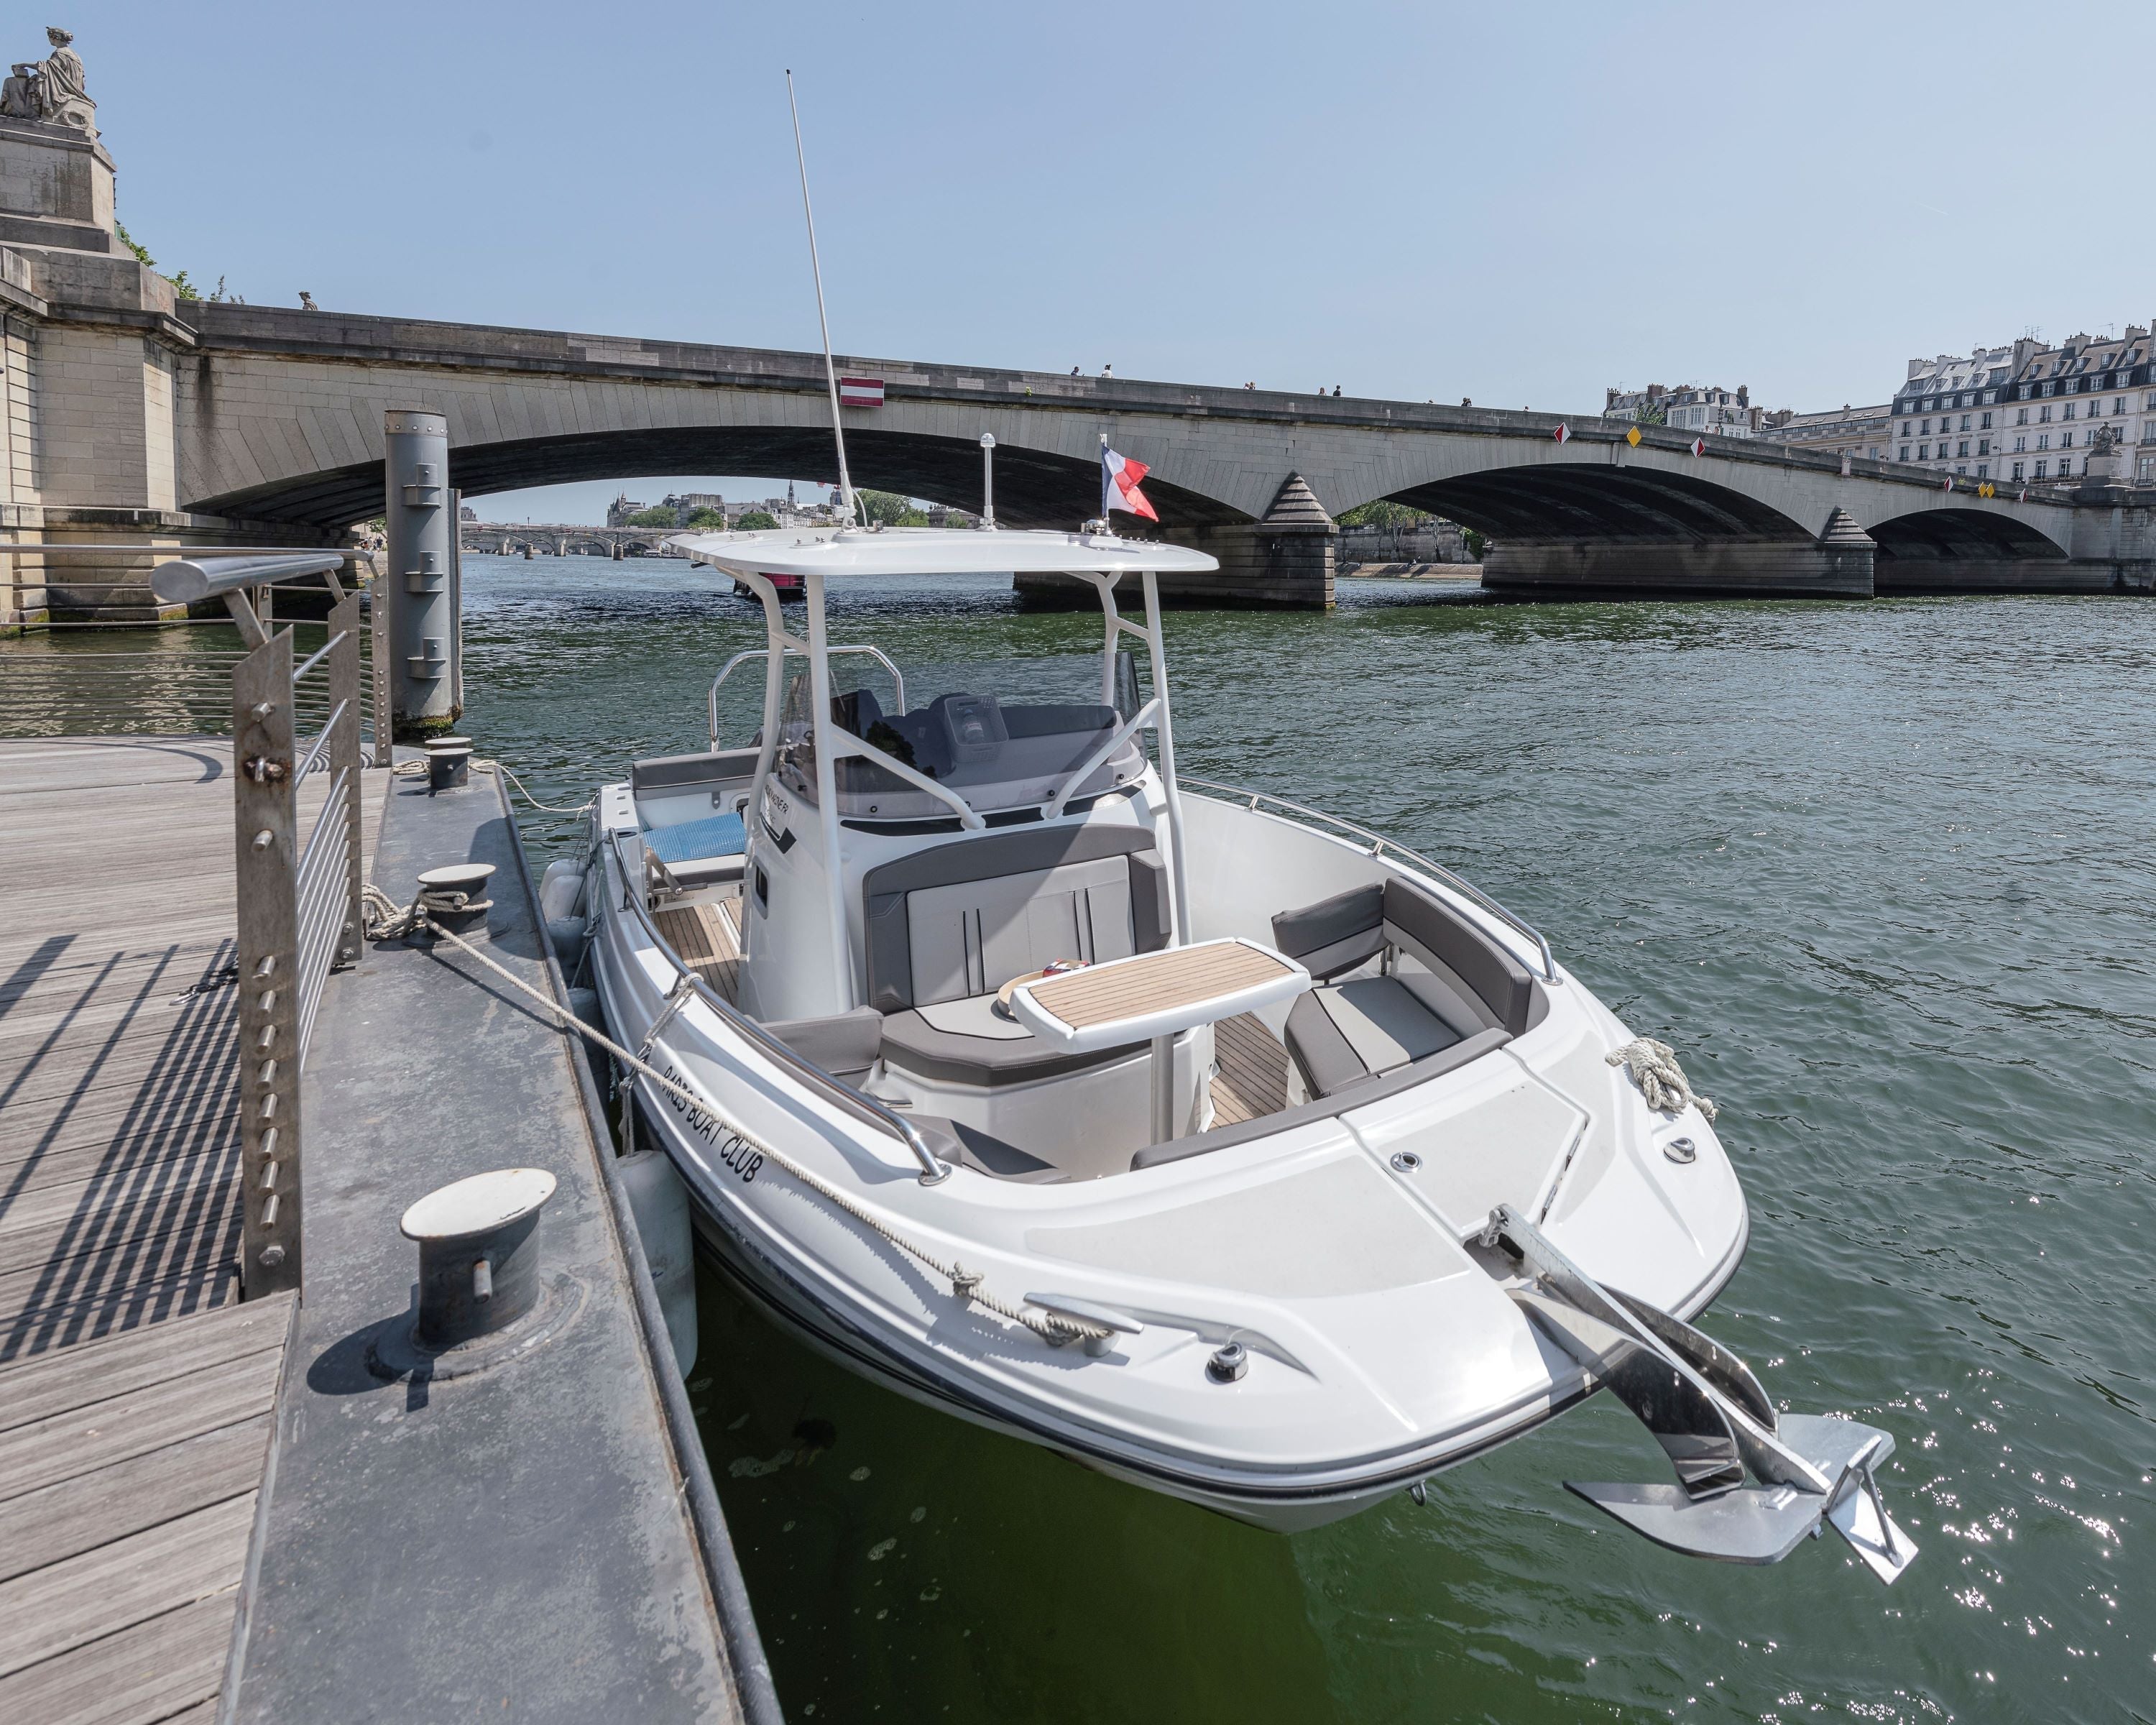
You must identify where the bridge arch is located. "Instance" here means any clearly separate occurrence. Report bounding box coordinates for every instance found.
[188,423,1248,533]
[1865,505,2076,594]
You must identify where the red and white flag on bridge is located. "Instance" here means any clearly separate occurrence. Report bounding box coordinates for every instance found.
[1100,438,1159,521]
[838,376,884,408]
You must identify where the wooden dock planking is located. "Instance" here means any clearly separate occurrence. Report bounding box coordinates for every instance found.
[0,1290,290,1721]
[0,736,372,1723]
[0,737,382,1361]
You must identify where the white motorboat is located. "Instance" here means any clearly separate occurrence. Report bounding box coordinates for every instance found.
[568,521,1915,1576]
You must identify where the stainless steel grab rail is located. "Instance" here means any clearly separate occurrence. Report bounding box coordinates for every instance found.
[1180,776,1560,983]
[603,831,950,1182]
[709,643,906,752]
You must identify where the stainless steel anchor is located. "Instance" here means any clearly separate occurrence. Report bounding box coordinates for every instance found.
[1487,1204,1917,1583]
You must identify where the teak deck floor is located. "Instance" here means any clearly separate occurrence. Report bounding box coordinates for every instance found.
[0,736,381,1724]
[1209,1011,1291,1126]
[655,894,744,1004]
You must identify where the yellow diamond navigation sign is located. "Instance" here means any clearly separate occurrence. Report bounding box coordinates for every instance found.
[1978,481,1996,499]
[1626,426,1641,448]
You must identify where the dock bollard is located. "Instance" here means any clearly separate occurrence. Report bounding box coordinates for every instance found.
[426,735,474,791]
[415,861,494,934]
[402,1168,556,1348]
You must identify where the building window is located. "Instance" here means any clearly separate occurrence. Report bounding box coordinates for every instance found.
[1917,443,1930,459]
[2014,435,2026,451]
[2040,405,2053,423]
[2063,402,2076,420]
[1867,446,1879,458]
[2042,382,2055,396]
[1899,445,1911,461]
[1980,412,1992,430]
[1959,414,1971,431]
[1957,441,1970,457]
[1955,464,1968,475]
[2140,454,2156,482]
[2016,408,2029,425]
[1978,438,1989,456]
[2116,397,2127,415]
[1977,463,1989,479]
[2037,433,2050,449]
[2012,461,2026,479]
[2035,459,2048,477]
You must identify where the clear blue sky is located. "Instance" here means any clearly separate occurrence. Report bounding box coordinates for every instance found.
[78,0,2156,523]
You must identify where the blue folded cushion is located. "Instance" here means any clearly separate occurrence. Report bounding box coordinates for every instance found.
[645,811,747,865]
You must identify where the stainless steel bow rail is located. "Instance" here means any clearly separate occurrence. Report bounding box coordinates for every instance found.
[1489,1204,1917,1583]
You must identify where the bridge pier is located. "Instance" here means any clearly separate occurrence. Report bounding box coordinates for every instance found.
[1015,473,1339,610]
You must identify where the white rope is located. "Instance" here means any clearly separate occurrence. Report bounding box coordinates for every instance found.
[358,883,1105,1346]
[1606,1036,1718,1123]
[389,755,594,815]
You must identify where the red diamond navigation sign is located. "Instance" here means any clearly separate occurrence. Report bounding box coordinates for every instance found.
[1552,423,1570,444]
[1690,437,1707,456]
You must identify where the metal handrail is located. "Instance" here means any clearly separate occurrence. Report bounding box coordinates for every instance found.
[709,643,905,751]
[291,629,348,684]
[604,830,950,1182]
[1180,776,1560,983]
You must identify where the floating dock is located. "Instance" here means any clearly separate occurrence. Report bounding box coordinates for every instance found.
[0,735,774,1723]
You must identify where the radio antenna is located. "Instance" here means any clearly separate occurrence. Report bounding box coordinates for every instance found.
[786,70,857,525]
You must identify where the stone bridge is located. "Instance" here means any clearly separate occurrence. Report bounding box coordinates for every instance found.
[152,303,2150,607]
[4,93,2154,618]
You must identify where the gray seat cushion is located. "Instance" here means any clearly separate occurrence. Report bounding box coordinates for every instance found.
[881,994,1141,1089]
[1284,977,1465,1098]
[763,1006,885,1082]
[862,824,1171,1015]
[1271,878,1537,1037]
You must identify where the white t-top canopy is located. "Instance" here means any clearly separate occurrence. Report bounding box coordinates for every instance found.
[668,525,1218,580]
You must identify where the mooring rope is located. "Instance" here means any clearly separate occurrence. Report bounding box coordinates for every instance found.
[1606,1036,1718,1123]
[387,755,594,816]
[358,883,1107,1346]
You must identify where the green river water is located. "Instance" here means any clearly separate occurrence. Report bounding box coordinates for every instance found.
[24,556,2152,1722]
[453,557,2152,1725]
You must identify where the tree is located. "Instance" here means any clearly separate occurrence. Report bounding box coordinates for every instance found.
[627,506,678,528]
[684,507,727,528]
[855,489,913,527]
[734,510,778,532]
[1335,500,1434,530]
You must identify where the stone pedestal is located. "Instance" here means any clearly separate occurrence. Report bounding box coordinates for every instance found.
[0,117,119,255]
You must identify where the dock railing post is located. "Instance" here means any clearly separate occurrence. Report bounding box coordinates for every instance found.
[234,628,305,1296]
[328,592,367,963]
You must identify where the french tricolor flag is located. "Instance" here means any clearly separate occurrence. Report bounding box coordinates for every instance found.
[1100,438,1159,522]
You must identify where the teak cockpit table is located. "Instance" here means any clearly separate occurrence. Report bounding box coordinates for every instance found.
[1008,938,1312,1143]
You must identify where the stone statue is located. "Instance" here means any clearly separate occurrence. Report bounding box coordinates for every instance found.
[1,27,95,134]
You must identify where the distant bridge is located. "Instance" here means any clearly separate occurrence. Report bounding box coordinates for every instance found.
[459,523,686,558]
